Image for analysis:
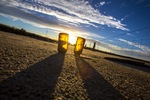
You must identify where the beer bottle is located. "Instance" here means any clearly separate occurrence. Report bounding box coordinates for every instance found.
[58,33,69,53]
[74,37,86,56]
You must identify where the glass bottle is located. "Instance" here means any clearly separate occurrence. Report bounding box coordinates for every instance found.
[74,37,86,56]
[58,33,69,53]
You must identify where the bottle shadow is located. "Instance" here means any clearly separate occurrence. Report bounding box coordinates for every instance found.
[0,53,65,99]
[75,56,124,100]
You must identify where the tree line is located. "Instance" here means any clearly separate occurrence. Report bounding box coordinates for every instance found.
[0,24,57,43]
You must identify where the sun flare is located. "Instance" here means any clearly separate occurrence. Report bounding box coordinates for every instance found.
[69,35,77,45]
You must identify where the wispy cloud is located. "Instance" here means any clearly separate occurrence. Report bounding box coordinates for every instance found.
[120,2,127,8]
[134,0,150,8]
[118,38,150,52]
[121,15,129,21]
[95,1,110,7]
[0,1,105,39]
[0,0,128,31]
[121,12,134,21]
[145,4,150,7]
[91,40,150,61]
[135,0,146,4]
[126,33,135,37]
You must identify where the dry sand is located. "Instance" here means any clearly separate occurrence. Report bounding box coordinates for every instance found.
[0,31,150,100]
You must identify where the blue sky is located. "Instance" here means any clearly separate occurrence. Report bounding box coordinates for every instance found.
[0,0,150,61]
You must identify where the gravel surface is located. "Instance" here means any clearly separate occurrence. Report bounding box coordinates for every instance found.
[0,31,150,100]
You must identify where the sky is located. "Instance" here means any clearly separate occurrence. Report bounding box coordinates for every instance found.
[0,0,150,61]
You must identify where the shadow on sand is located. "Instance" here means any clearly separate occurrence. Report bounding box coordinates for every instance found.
[105,57,150,73]
[0,53,65,100]
[75,56,124,100]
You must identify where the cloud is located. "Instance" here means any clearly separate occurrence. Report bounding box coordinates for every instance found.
[0,3,105,39]
[0,0,128,31]
[121,12,134,21]
[145,4,150,7]
[126,33,135,37]
[100,1,106,6]
[88,40,150,61]
[95,1,111,8]
[95,1,106,7]
[135,0,146,4]
[118,38,150,52]
[121,15,129,21]
[135,0,150,8]
[120,2,127,8]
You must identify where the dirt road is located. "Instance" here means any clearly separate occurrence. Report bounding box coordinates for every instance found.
[0,31,149,99]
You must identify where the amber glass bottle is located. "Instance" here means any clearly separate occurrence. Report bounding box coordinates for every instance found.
[74,37,86,56]
[58,33,69,53]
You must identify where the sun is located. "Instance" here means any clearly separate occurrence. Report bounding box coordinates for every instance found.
[69,35,77,45]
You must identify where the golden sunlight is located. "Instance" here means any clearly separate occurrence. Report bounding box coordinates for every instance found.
[69,35,77,45]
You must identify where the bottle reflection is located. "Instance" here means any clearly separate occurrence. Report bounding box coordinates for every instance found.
[74,37,86,56]
[58,33,69,53]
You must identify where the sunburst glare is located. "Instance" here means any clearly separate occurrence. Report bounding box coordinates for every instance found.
[69,35,77,45]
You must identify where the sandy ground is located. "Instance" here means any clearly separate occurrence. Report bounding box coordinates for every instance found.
[0,31,150,100]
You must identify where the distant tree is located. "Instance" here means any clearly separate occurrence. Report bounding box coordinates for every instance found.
[0,23,57,43]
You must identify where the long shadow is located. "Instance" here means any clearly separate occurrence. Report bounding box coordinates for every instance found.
[75,57,124,100]
[105,57,150,73]
[0,53,65,100]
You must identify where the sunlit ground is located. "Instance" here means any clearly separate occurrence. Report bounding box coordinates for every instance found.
[0,31,150,100]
